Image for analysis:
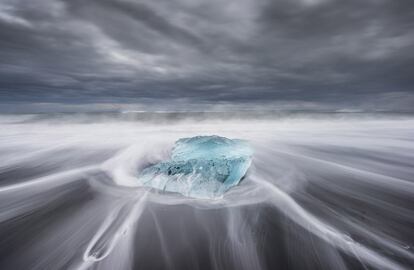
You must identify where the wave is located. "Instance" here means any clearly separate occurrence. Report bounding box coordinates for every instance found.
[0,113,413,270]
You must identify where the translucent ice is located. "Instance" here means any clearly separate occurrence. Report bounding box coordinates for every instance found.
[138,136,253,199]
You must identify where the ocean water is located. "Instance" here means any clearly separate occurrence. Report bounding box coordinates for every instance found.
[0,111,413,270]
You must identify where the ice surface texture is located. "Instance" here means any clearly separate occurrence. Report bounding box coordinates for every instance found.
[138,136,253,199]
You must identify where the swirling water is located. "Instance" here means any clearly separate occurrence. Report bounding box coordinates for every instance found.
[0,112,413,270]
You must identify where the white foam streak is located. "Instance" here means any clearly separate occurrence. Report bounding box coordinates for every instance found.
[252,176,408,270]
[83,192,148,264]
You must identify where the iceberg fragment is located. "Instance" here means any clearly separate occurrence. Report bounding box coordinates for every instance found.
[138,135,253,199]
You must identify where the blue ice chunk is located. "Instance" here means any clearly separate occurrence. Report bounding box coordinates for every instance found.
[138,135,253,199]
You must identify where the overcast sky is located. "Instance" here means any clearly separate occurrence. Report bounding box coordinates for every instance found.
[0,0,413,112]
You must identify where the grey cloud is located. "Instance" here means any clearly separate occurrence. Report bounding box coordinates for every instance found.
[0,0,413,111]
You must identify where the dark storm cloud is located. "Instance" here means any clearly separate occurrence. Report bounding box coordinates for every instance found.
[0,0,414,111]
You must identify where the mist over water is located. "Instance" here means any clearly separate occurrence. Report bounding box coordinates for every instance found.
[0,112,413,270]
